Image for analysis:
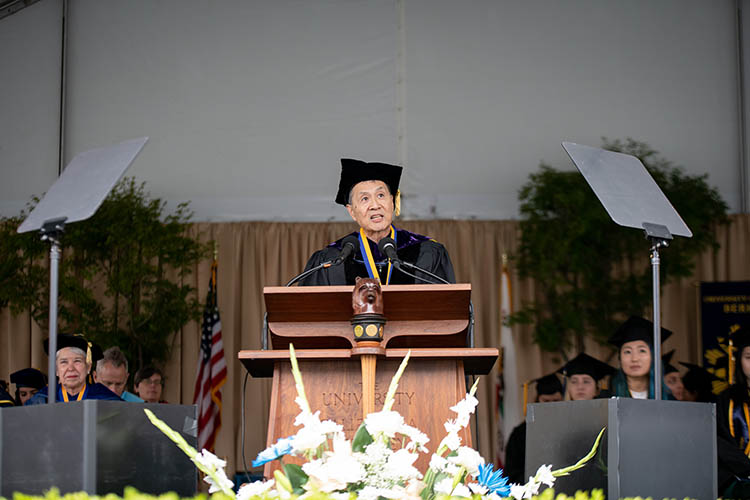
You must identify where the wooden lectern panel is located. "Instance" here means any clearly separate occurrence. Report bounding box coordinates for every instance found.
[264,356,472,477]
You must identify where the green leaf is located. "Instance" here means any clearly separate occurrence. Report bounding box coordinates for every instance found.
[282,463,309,495]
[351,422,374,453]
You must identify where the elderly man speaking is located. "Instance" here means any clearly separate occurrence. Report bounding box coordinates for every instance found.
[26,334,122,404]
[300,158,455,286]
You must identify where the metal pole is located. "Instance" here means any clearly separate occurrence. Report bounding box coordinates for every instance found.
[47,239,61,404]
[651,242,663,401]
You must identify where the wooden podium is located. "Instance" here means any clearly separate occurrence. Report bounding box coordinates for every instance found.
[238,284,498,476]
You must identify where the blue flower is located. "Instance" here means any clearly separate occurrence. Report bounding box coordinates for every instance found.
[477,463,511,496]
[251,436,295,467]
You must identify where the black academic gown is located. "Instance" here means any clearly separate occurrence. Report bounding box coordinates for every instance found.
[504,421,526,485]
[25,382,123,405]
[299,227,455,286]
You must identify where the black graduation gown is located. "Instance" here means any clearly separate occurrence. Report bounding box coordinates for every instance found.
[504,421,526,485]
[0,386,15,407]
[299,227,455,286]
[714,388,750,493]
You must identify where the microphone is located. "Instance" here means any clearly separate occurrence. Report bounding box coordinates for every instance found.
[334,235,359,265]
[377,237,401,266]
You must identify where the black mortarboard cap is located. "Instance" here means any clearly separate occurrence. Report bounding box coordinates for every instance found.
[10,368,46,389]
[730,324,750,353]
[679,361,720,394]
[534,373,564,395]
[558,353,616,381]
[662,349,679,375]
[335,158,402,206]
[43,333,89,356]
[608,316,673,348]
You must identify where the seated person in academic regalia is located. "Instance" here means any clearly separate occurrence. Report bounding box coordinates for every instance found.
[662,349,685,401]
[608,316,673,400]
[94,347,143,402]
[300,158,455,286]
[679,361,720,404]
[134,366,167,404]
[10,368,46,405]
[557,353,615,400]
[504,373,563,485]
[0,381,14,407]
[26,334,122,404]
[710,325,750,496]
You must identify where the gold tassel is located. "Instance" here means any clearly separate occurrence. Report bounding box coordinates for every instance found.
[394,190,401,217]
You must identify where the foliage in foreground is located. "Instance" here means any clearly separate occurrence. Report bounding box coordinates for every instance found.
[6,486,701,500]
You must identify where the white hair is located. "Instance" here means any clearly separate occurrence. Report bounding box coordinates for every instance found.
[55,346,87,361]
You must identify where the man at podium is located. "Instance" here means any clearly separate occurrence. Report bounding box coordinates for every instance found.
[300,158,455,285]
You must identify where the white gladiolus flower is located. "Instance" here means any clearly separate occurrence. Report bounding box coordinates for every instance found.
[201,467,234,494]
[192,449,227,470]
[450,394,479,418]
[364,410,405,438]
[534,464,555,488]
[444,418,462,434]
[447,446,485,476]
[510,477,542,499]
[237,479,275,500]
[438,431,461,451]
[401,424,429,453]
[468,482,488,495]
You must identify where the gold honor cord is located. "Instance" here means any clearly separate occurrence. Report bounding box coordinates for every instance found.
[728,399,750,456]
[61,383,86,402]
[358,226,396,285]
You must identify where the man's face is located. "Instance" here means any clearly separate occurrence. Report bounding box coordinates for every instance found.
[136,373,163,403]
[17,387,38,405]
[664,372,684,400]
[346,180,394,240]
[56,347,90,394]
[94,362,128,396]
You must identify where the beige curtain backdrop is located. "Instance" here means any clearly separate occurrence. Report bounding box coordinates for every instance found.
[1,215,748,477]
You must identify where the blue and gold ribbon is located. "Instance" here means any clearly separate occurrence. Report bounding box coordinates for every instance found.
[358,226,396,285]
[61,383,86,402]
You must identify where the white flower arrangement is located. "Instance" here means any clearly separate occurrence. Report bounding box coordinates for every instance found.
[146,345,605,499]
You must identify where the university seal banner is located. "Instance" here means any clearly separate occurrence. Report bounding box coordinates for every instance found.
[701,281,750,392]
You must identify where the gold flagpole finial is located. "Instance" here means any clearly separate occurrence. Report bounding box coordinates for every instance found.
[213,241,218,262]
[502,253,508,267]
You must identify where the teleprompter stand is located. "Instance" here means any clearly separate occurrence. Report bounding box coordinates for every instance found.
[562,142,692,399]
[17,137,148,402]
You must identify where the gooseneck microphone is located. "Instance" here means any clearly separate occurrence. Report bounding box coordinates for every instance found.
[377,237,401,267]
[334,235,359,265]
[285,234,360,286]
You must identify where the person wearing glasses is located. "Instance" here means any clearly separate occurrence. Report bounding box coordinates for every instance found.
[134,366,167,403]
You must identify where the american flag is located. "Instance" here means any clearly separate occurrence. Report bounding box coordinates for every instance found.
[193,260,227,451]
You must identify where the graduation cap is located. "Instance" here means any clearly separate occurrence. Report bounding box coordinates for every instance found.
[43,333,90,356]
[608,316,673,349]
[662,349,679,375]
[679,361,722,400]
[522,372,563,416]
[10,368,46,389]
[335,158,403,212]
[558,353,616,381]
